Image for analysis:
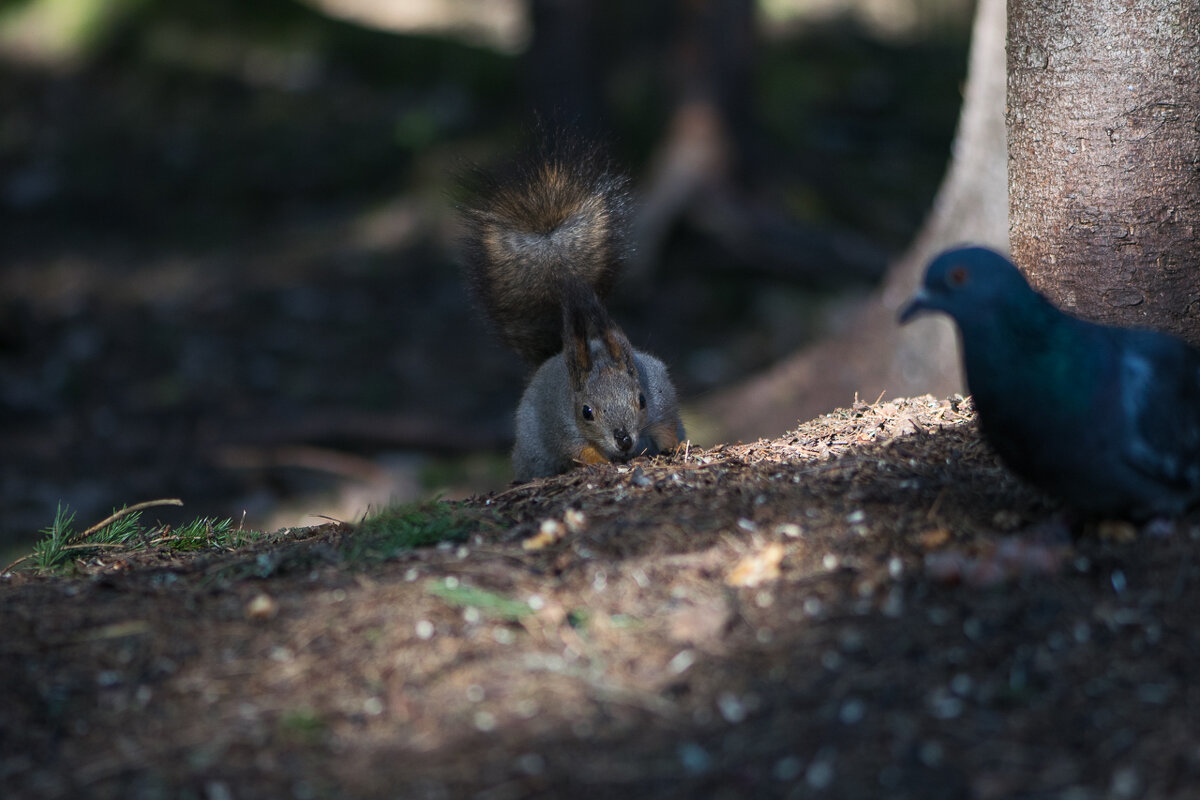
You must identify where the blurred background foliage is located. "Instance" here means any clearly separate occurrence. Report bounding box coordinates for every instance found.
[0,0,974,555]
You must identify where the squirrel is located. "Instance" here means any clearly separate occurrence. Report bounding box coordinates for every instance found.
[461,149,685,481]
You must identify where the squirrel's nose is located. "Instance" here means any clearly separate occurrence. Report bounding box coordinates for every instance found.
[614,429,633,452]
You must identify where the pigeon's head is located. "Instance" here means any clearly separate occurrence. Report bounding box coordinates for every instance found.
[898,246,1034,325]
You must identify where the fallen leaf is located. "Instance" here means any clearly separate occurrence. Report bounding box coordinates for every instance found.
[523,518,567,551]
[727,542,784,588]
[919,528,951,549]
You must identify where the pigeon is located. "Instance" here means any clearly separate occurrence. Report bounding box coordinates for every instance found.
[899,245,1200,518]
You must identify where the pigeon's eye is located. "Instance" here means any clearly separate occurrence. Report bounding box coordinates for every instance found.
[581,404,595,421]
[948,266,970,287]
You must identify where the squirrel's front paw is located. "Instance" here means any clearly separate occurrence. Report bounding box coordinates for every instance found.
[576,445,611,466]
[643,420,682,454]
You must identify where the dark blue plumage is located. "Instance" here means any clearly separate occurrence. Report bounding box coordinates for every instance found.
[900,246,1200,518]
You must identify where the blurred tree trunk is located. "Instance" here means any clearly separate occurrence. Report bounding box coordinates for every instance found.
[633,0,887,286]
[525,0,605,134]
[1008,0,1200,343]
[525,0,886,286]
[630,0,753,278]
[697,0,1008,443]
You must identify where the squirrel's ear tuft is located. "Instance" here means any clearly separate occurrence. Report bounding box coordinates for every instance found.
[601,326,637,375]
[563,292,593,392]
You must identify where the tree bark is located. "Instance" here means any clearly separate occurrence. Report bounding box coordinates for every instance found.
[1008,0,1200,343]
[697,0,1009,443]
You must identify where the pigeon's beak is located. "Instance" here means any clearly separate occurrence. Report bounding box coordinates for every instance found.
[897,289,932,324]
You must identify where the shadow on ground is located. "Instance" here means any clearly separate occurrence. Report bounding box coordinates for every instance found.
[4,397,1197,798]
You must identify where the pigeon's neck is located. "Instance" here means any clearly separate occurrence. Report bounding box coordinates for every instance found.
[960,294,1102,418]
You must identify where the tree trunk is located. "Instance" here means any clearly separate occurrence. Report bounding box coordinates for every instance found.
[1008,0,1200,343]
[697,0,1008,443]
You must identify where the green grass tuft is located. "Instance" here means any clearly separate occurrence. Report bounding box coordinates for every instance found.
[342,499,484,563]
[17,497,490,576]
[87,509,144,546]
[17,501,262,574]
[278,708,326,744]
[31,503,79,572]
[426,578,533,622]
[168,517,244,551]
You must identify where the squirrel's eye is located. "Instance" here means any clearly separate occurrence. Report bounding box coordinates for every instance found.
[638,393,646,409]
[581,404,594,421]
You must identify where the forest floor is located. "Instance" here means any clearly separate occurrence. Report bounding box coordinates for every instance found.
[5,395,1200,799]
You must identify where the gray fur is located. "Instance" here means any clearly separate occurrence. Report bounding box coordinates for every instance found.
[633,353,686,453]
[513,342,681,481]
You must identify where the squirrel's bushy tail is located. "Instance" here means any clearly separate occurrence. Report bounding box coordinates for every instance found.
[462,153,632,365]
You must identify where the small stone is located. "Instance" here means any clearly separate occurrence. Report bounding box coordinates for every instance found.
[667,649,696,675]
[805,751,835,789]
[918,740,944,767]
[1111,570,1128,593]
[516,753,545,776]
[773,756,803,782]
[1110,766,1141,798]
[245,593,278,620]
[992,509,1022,530]
[839,698,865,724]
[563,508,587,533]
[717,692,747,723]
[1098,520,1138,543]
[677,742,711,774]
[776,523,803,538]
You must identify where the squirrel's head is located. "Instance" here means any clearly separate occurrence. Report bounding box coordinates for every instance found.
[559,276,650,461]
[568,336,649,462]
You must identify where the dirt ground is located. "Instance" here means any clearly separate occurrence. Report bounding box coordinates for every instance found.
[4,395,1199,800]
